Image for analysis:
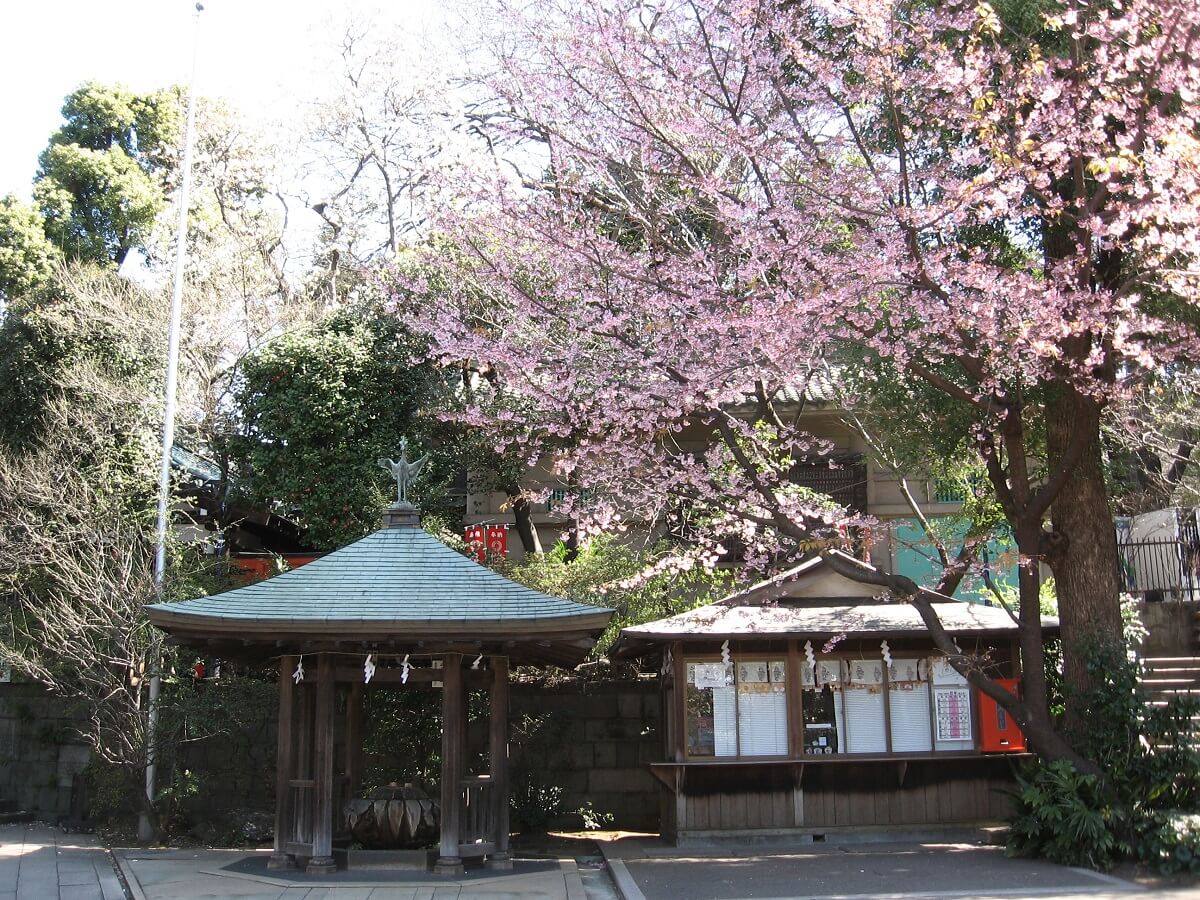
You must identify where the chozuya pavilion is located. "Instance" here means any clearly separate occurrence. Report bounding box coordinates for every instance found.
[146,443,613,875]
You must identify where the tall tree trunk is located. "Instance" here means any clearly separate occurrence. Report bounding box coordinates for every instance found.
[1044,385,1123,738]
[503,483,543,556]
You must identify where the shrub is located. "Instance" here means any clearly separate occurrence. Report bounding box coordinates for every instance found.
[511,780,564,832]
[1133,812,1200,875]
[1008,761,1117,869]
[1008,635,1200,872]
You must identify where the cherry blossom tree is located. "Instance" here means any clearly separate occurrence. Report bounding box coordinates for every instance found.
[400,0,1200,767]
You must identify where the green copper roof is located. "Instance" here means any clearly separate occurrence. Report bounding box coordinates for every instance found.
[147,524,613,634]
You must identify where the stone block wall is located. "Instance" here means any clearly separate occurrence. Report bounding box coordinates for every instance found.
[0,684,90,818]
[508,676,661,832]
[0,673,666,834]
[1138,599,1199,657]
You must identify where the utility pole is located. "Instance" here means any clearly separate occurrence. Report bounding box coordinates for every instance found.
[140,1,205,844]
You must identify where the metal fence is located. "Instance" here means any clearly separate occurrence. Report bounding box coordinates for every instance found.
[1117,527,1200,602]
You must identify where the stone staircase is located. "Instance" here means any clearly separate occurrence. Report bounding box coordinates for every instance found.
[0,797,33,825]
[1140,656,1200,716]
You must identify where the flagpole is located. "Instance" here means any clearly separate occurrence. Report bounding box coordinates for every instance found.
[140,1,204,843]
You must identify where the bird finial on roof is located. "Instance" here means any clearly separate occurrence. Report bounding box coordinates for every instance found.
[378,437,430,506]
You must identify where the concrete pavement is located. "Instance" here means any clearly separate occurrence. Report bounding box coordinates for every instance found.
[112,848,587,900]
[0,823,126,900]
[8,824,1200,900]
[597,838,1198,900]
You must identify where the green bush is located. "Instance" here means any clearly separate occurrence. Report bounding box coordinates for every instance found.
[1008,635,1200,872]
[1009,761,1117,868]
[1133,812,1200,875]
[511,780,564,832]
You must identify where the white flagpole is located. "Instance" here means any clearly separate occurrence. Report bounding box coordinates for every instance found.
[140,1,205,843]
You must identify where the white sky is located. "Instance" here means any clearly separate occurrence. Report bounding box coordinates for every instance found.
[0,0,450,201]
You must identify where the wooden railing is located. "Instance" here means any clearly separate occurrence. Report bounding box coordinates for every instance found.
[459,775,495,852]
[288,780,314,848]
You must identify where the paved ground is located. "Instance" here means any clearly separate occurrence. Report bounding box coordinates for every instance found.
[7,825,1200,900]
[113,848,587,900]
[597,838,1200,900]
[0,823,126,900]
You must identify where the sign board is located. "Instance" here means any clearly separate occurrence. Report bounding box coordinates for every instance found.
[935,685,972,741]
[693,663,729,690]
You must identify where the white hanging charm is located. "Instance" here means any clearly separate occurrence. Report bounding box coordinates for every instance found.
[804,640,816,670]
[400,653,411,685]
[471,653,483,670]
[364,654,376,684]
[661,647,673,677]
[880,640,892,667]
[292,655,305,684]
[720,640,731,667]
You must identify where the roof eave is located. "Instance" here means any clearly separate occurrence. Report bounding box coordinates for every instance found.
[611,619,1058,658]
[147,607,614,640]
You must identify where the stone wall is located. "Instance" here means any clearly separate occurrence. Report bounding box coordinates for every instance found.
[508,676,661,832]
[0,674,666,834]
[141,674,665,835]
[0,683,90,818]
[1138,599,1199,657]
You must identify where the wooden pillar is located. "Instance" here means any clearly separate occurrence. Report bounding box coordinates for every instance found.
[345,681,364,799]
[269,655,296,869]
[487,656,511,869]
[307,653,337,874]
[435,652,466,875]
[670,642,688,834]
[786,641,804,758]
[671,642,687,762]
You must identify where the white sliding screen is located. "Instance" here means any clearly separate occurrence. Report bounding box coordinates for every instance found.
[843,659,887,753]
[735,660,787,756]
[888,658,933,752]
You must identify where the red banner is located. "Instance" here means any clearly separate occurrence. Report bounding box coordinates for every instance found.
[464,525,486,562]
[486,525,508,559]
[464,525,509,562]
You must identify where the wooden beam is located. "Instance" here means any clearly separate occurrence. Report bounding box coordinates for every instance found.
[334,667,493,687]
[434,653,465,875]
[307,653,337,874]
[647,765,681,793]
[268,655,296,870]
[487,656,512,869]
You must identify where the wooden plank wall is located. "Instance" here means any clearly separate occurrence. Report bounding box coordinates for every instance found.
[685,789,795,831]
[677,760,1016,832]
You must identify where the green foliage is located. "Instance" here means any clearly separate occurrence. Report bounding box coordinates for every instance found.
[1009,761,1116,868]
[0,267,164,476]
[576,800,616,831]
[85,756,138,825]
[507,707,569,831]
[512,781,564,832]
[839,352,985,472]
[837,351,1020,576]
[360,688,443,791]
[155,666,280,836]
[499,535,734,654]
[1133,812,1200,875]
[1009,638,1200,871]
[227,304,448,550]
[0,196,60,302]
[33,82,181,266]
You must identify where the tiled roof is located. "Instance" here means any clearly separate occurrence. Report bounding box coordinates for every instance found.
[170,445,224,486]
[147,525,613,630]
[619,600,1052,641]
[725,367,840,410]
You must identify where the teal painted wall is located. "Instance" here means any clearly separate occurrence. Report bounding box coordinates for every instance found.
[891,518,1018,605]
